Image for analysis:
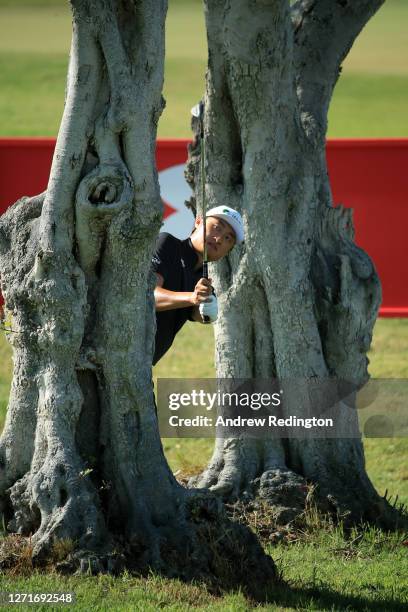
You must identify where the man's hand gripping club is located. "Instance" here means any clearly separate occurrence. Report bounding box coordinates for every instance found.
[192,277,218,323]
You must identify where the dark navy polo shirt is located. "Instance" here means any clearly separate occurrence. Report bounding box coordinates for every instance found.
[152,233,202,365]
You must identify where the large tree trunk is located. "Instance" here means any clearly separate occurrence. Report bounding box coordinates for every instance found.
[0,0,276,586]
[189,0,401,528]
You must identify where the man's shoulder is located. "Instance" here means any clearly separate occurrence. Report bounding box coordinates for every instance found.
[152,233,182,271]
[155,232,182,250]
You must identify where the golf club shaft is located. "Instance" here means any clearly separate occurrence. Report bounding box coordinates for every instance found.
[201,123,208,280]
[200,116,210,323]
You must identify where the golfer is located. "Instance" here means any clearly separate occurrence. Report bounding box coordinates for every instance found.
[152,206,244,365]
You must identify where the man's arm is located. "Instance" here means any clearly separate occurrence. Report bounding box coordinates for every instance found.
[154,273,195,311]
[154,273,212,322]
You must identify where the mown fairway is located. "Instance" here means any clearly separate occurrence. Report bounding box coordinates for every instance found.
[0,0,407,609]
[0,0,407,137]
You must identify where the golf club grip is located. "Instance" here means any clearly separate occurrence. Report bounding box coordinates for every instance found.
[202,261,211,323]
[202,260,210,321]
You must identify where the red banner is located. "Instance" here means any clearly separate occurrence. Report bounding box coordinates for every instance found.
[0,138,407,317]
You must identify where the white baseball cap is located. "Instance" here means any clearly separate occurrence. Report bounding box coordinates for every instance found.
[206,206,244,244]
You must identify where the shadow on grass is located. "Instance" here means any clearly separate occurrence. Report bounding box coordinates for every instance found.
[256,581,406,611]
[0,542,405,611]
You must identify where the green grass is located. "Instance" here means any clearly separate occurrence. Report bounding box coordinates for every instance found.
[0,326,13,426]
[0,519,406,610]
[369,319,408,378]
[0,0,67,7]
[270,529,408,611]
[342,0,408,76]
[0,0,407,137]
[328,73,408,137]
[0,0,408,608]
[0,2,207,138]
[0,53,68,136]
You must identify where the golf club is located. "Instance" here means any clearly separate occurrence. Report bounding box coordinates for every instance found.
[191,102,210,322]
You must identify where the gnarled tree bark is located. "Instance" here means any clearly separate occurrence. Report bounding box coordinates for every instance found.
[188,0,402,528]
[0,0,276,586]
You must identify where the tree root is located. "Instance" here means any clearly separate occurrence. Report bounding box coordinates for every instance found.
[191,454,309,526]
[189,438,408,532]
[0,487,277,596]
[6,448,108,559]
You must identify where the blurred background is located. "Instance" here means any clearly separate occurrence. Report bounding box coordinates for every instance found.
[0,0,407,137]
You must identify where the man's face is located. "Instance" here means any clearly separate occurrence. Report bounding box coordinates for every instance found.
[191,215,236,261]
